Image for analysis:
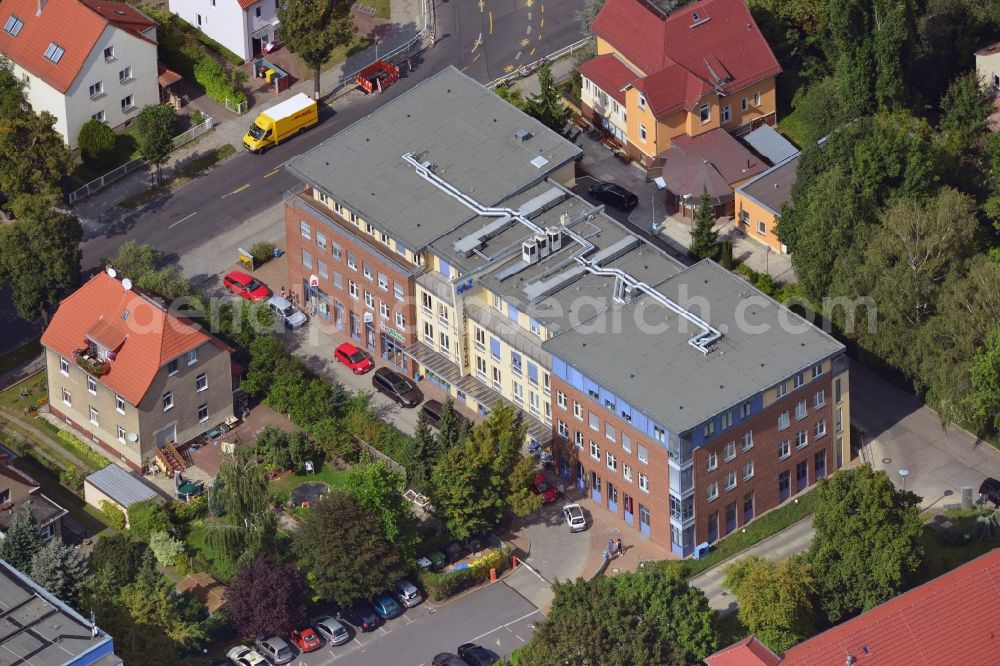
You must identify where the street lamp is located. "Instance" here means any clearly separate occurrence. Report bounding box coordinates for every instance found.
[898,468,909,492]
[766,246,771,275]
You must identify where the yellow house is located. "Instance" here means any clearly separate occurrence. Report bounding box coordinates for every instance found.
[733,154,798,253]
[578,0,781,167]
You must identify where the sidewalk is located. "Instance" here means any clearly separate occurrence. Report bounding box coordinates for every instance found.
[73,0,427,234]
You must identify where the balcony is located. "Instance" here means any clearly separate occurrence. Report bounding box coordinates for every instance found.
[75,353,110,377]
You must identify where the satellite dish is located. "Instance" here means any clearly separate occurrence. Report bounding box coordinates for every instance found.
[122,278,133,291]
[106,266,117,278]
[126,432,138,443]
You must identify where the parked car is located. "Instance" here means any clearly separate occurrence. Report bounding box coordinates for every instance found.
[372,367,423,407]
[224,271,271,301]
[393,578,423,608]
[980,478,1000,507]
[289,626,322,653]
[226,646,268,666]
[334,342,374,374]
[432,653,471,666]
[458,643,501,666]
[254,636,295,665]
[563,503,587,532]
[530,472,559,504]
[340,600,380,632]
[267,295,307,328]
[588,182,638,212]
[311,615,351,646]
[371,591,404,620]
[421,399,467,430]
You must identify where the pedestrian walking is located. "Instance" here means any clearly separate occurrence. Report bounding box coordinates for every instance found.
[608,538,615,558]
[617,538,624,556]
[280,285,286,298]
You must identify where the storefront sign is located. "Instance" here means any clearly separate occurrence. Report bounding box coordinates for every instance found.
[364,312,374,323]
[380,324,405,343]
[309,274,319,287]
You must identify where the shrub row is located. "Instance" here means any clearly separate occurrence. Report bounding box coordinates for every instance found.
[0,426,83,493]
[193,57,248,107]
[56,429,109,471]
[417,545,512,602]
[100,500,127,530]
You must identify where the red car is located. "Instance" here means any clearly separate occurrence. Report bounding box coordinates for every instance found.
[223,271,271,302]
[290,627,322,653]
[531,473,559,504]
[334,342,374,374]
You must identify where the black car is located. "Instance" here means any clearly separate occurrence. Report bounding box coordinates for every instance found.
[588,182,639,212]
[339,600,380,632]
[980,478,1000,507]
[458,643,501,665]
[421,399,467,430]
[432,654,470,666]
[372,367,424,407]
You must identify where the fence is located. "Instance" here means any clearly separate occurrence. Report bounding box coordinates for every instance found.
[224,97,248,115]
[486,37,593,89]
[68,116,218,204]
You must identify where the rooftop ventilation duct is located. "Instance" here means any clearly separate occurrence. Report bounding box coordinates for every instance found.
[515,129,533,142]
[535,233,549,259]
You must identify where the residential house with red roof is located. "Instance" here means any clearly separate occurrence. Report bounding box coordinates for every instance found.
[579,0,782,216]
[168,0,278,62]
[41,271,235,472]
[707,548,1000,666]
[0,454,67,541]
[0,0,160,149]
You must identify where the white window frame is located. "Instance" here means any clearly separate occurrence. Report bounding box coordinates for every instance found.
[198,403,209,423]
[115,394,126,414]
[722,105,731,123]
[606,451,617,472]
[639,123,648,142]
[59,356,69,376]
[196,373,208,392]
[778,411,790,430]
[623,463,632,483]
[61,388,71,406]
[796,429,808,449]
[814,389,826,409]
[638,473,649,493]
[706,451,718,471]
[743,460,754,481]
[723,441,736,462]
[778,440,790,459]
[742,431,753,451]
[814,420,827,438]
[707,481,718,501]
[590,440,600,461]
[163,391,174,412]
[87,375,97,395]
[89,406,99,426]
[699,104,710,123]
[724,470,737,491]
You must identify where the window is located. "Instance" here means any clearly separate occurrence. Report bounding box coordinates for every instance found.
[115,394,125,414]
[778,410,790,430]
[318,260,328,279]
[558,420,569,437]
[348,280,359,299]
[777,382,787,398]
[653,425,666,444]
[331,242,342,260]
[638,473,649,493]
[363,263,373,281]
[104,46,115,61]
[365,291,374,309]
[575,431,584,449]
[4,15,24,36]
[299,219,311,239]
[187,349,198,365]
[163,391,174,411]
[87,375,97,394]
[492,367,501,390]
[394,282,404,301]
[347,251,357,270]
[743,460,754,481]
[377,272,389,291]
[796,399,808,420]
[255,5,261,16]
[379,301,389,319]
[490,337,501,361]
[301,248,312,270]
[420,291,432,315]
[814,419,827,438]
[638,92,646,109]
[530,319,541,336]
[314,230,327,250]
[439,332,450,354]
[474,327,486,351]
[753,91,761,106]
[757,220,767,235]
[812,363,823,378]
[794,372,805,389]
[814,389,826,409]
[527,362,539,386]
[492,293,502,310]
[622,432,631,453]
[778,439,790,459]
[741,432,753,452]
[168,359,179,375]
[740,209,750,226]
[835,377,842,404]
[89,81,103,98]
[61,388,71,406]
[707,481,719,501]
[196,373,207,392]
[573,401,583,420]
[590,440,600,460]
[59,356,69,375]
[605,422,616,441]
[796,429,808,449]
[395,312,406,329]
[117,425,126,443]
[476,356,487,380]
[333,272,343,289]
[92,110,106,122]
[607,451,617,471]
[703,421,715,438]
[637,444,649,464]
[43,42,64,63]
[557,391,567,409]
[740,400,751,419]
[89,406,99,426]
[438,304,449,326]
[699,104,710,123]
[721,411,733,430]
[722,105,731,123]
[589,412,599,431]
[706,452,718,471]
[639,123,647,142]
[198,404,209,422]
[623,463,632,482]
[423,321,434,345]
[741,97,749,111]
[118,66,132,83]
[121,94,134,111]
[723,441,736,461]
[724,470,737,491]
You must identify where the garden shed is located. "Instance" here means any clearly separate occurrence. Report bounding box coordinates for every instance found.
[84,464,162,528]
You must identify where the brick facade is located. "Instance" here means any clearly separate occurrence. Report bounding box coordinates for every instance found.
[284,189,418,377]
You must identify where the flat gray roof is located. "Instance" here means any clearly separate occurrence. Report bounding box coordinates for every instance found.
[285,66,582,251]
[0,559,121,666]
[743,124,800,165]
[86,464,159,508]
[543,260,844,432]
[737,155,799,215]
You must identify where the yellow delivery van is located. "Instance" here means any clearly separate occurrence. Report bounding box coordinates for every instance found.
[242,93,319,153]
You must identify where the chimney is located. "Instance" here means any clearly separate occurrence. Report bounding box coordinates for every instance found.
[846,657,856,666]
[36,0,46,15]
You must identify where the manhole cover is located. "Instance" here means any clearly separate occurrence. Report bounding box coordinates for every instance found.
[882,458,891,464]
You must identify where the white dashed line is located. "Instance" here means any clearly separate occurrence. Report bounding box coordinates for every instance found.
[514,50,522,60]
[526,24,532,34]
[168,212,197,228]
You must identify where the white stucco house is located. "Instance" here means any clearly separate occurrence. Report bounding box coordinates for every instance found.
[0,0,160,150]
[167,0,278,63]
[977,41,1000,91]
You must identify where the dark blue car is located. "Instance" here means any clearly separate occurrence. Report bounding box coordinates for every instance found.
[371,591,404,620]
[340,600,379,632]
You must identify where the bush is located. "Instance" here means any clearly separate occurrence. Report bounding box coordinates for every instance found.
[77,120,117,169]
[417,546,511,601]
[719,240,734,270]
[149,530,186,566]
[193,57,247,107]
[59,464,84,493]
[127,499,172,541]
[100,500,126,530]
[172,496,207,523]
[250,241,278,264]
[56,429,109,470]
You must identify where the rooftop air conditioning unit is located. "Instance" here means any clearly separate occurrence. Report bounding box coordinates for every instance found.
[535,233,549,259]
[547,226,563,252]
[522,238,539,265]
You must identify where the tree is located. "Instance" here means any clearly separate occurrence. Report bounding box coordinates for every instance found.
[28,538,89,603]
[224,553,307,637]
[107,240,162,281]
[288,430,318,469]
[576,0,607,35]
[0,197,82,322]
[136,105,176,186]
[792,76,846,143]
[278,0,354,99]
[127,499,172,541]
[207,474,226,517]
[723,555,816,653]
[206,448,277,569]
[77,119,117,168]
[344,460,415,557]
[939,71,993,148]
[0,107,73,203]
[0,503,43,571]
[90,532,146,589]
[807,465,924,622]
[239,335,289,395]
[148,531,186,566]
[689,189,719,260]
[410,406,435,488]
[494,85,527,110]
[969,327,1000,432]
[136,266,194,302]
[436,396,462,452]
[293,491,404,606]
[525,64,571,133]
[253,425,292,470]
[309,416,356,461]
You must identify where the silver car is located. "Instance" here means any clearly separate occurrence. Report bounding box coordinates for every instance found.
[563,503,586,532]
[393,578,423,608]
[267,295,307,329]
[226,646,268,666]
[254,636,295,665]
[312,615,351,646]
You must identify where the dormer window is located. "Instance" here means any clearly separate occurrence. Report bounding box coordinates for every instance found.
[43,42,64,64]
[3,15,23,36]
[691,11,699,20]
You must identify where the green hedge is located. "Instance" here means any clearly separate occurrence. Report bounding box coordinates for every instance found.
[417,546,512,602]
[100,500,127,530]
[193,57,247,107]
[56,429,109,470]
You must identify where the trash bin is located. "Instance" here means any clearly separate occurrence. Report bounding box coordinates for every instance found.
[694,542,710,559]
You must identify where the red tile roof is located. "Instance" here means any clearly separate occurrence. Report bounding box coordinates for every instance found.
[40,272,217,405]
[706,637,781,666]
[237,0,258,9]
[976,40,1000,56]
[589,0,780,117]
[0,0,154,94]
[157,63,182,87]
[578,53,640,105]
[779,549,1000,666]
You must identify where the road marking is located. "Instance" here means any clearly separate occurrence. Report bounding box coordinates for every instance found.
[540,3,544,11]
[222,183,250,198]
[472,32,483,52]
[469,609,542,643]
[489,11,493,33]
[520,37,530,46]
[167,212,197,228]
[460,52,482,71]
[537,33,543,40]
[527,10,532,19]
[478,0,485,10]
[514,50,521,60]
[529,47,535,56]
[540,17,544,27]
[526,24,531,34]
[263,167,281,178]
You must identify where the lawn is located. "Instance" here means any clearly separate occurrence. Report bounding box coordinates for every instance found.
[368,0,391,19]
[269,463,351,504]
[10,454,111,534]
[914,509,998,586]
[0,338,42,378]
[293,32,375,81]
[777,110,809,150]
[186,520,238,582]
[0,369,45,412]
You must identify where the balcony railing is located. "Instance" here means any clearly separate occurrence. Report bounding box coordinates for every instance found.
[75,354,110,377]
